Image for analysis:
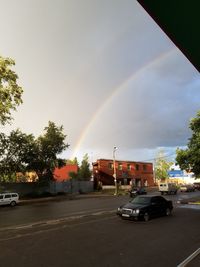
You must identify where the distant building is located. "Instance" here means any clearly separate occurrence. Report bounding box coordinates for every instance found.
[53,164,78,182]
[92,158,154,188]
[16,171,38,182]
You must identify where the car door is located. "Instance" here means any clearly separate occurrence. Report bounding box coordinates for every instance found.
[150,196,166,217]
[0,195,4,205]
[153,196,167,216]
[3,194,12,205]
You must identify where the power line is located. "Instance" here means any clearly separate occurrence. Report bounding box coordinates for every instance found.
[142,152,176,162]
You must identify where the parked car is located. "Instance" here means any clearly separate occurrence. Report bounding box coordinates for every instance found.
[129,187,147,198]
[116,195,173,222]
[193,182,200,191]
[0,193,19,207]
[180,184,195,192]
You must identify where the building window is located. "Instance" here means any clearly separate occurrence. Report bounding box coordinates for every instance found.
[143,164,147,171]
[108,162,113,169]
[118,163,122,170]
[127,164,131,171]
[136,164,139,171]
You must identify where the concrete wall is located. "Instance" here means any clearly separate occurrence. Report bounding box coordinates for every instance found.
[49,181,93,194]
[0,181,94,197]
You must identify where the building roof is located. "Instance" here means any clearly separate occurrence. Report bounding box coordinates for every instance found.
[94,159,152,164]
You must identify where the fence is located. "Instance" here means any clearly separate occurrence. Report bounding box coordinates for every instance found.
[0,180,94,197]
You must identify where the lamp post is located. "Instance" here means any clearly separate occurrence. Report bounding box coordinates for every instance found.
[113,146,118,195]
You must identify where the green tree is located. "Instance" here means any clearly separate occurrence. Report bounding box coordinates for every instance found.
[0,130,36,181]
[68,157,79,180]
[0,122,69,182]
[68,156,92,181]
[71,157,79,165]
[67,157,79,165]
[28,121,69,182]
[68,171,78,180]
[176,110,200,177]
[155,149,173,181]
[0,56,23,125]
[78,153,92,181]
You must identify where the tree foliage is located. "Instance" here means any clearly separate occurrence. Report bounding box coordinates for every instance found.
[0,130,35,181]
[176,110,200,177]
[28,121,69,181]
[0,56,23,125]
[68,157,79,180]
[78,154,91,180]
[68,154,91,181]
[0,121,69,182]
[155,149,173,181]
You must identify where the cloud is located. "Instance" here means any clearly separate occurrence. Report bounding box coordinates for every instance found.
[78,49,200,159]
[0,0,199,163]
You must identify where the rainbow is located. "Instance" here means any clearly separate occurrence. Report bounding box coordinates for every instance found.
[71,48,176,159]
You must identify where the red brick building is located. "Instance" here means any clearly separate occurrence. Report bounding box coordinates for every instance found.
[53,164,78,182]
[92,159,154,188]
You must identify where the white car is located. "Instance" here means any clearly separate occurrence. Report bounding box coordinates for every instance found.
[0,193,19,207]
[180,184,195,192]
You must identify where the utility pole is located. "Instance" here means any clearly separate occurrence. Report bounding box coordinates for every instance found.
[113,146,118,195]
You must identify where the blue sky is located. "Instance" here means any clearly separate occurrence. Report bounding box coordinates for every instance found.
[0,0,199,163]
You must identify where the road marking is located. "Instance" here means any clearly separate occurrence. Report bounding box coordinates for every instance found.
[177,248,200,267]
[0,209,116,232]
[0,214,116,242]
[0,208,115,232]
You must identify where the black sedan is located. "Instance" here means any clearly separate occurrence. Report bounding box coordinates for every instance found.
[117,195,173,222]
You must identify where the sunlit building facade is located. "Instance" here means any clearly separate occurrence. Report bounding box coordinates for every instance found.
[92,158,154,188]
[53,164,78,182]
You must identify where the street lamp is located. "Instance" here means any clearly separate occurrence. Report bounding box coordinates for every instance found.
[113,146,118,195]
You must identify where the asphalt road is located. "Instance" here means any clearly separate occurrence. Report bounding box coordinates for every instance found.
[0,191,200,267]
[1,189,200,228]
[0,204,200,267]
[0,195,129,228]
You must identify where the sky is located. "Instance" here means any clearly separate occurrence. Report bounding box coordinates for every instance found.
[0,0,199,164]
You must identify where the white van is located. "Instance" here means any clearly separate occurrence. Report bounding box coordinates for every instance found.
[0,193,19,206]
[158,183,177,195]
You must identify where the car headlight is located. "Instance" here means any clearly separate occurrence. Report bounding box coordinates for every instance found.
[133,209,140,214]
[117,207,122,211]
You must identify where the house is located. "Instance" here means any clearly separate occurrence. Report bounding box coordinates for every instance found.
[53,164,78,182]
[92,158,154,188]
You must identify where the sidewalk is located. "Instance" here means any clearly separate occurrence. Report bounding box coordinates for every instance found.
[19,191,119,205]
[18,186,160,205]
[19,187,200,206]
[178,195,200,205]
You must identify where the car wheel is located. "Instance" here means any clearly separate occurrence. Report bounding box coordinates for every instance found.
[144,212,150,222]
[10,201,16,207]
[165,208,171,216]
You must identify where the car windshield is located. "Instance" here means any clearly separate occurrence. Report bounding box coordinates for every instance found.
[130,196,151,205]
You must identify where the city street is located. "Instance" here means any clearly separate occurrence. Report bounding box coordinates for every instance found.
[0,191,200,267]
[1,190,200,229]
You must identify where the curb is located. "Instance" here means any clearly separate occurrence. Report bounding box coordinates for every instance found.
[19,193,121,205]
[177,199,200,205]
